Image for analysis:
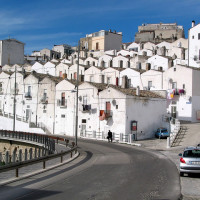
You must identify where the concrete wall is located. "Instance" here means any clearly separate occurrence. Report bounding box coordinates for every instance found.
[0,39,24,66]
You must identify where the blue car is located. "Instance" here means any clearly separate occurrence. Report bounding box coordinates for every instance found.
[155,128,169,138]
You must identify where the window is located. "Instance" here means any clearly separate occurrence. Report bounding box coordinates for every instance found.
[192,36,194,39]
[110,60,113,67]
[82,119,86,123]
[101,60,105,67]
[174,68,176,71]
[148,81,152,90]
[28,86,31,96]
[43,89,47,99]
[172,82,177,89]
[107,77,111,84]
[127,61,130,68]
[59,71,62,77]
[90,76,94,82]
[96,42,99,50]
[101,75,105,83]
[83,96,87,105]
[198,33,200,40]
[119,60,123,68]
[74,72,77,79]
[61,114,65,118]
[92,61,95,66]
[0,82,2,92]
[116,105,118,109]
[183,84,185,89]
[61,92,65,106]
[43,110,47,113]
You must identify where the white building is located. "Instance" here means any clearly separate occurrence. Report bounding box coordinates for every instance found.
[188,21,200,67]
[112,55,130,68]
[0,39,24,66]
[84,66,105,83]
[163,64,200,122]
[31,62,44,74]
[98,54,114,68]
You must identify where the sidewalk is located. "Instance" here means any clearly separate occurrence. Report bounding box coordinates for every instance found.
[134,136,200,200]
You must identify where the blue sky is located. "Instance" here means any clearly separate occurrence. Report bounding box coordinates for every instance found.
[0,0,199,54]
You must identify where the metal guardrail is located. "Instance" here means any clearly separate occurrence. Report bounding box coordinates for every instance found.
[0,130,55,154]
[0,146,78,178]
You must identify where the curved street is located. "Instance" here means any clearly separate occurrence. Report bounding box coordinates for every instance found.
[0,139,181,200]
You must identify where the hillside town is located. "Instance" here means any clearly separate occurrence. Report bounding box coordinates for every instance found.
[0,21,200,143]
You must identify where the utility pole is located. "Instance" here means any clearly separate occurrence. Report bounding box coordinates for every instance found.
[74,41,80,146]
[13,66,16,131]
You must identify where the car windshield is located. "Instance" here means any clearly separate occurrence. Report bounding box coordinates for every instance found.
[183,150,200,158]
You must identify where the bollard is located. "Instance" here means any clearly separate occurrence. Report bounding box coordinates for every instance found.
[167,137,170,148]
[43,160,46,169]
[16,168,19,177]
[61,155,63,163]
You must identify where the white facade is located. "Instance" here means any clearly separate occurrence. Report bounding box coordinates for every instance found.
[119,68,142,88]
[147,55,169,71]
[84,66,104,83]
[84,57,98,67]
[43,61,56,76]
[188,23,200,67]
[55,79,76,136]
[98,54,113,68]
[112,55,130,68]
[0,39,24,66]
[127,42,140,52]
[55,63,70,78]
[31,62,44,74]
[141,70,163,90]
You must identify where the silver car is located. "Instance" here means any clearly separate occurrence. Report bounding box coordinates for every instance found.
[179,145,200,176]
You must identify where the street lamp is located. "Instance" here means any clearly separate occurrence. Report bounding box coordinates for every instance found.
[74,40,80,146]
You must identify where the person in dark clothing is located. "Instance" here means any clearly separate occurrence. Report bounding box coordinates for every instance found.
[107,130,113,142]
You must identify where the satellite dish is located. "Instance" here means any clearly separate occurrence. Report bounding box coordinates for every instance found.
[112,99,116,106]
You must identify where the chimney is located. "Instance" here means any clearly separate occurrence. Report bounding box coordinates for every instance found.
[136,86,140,96]
[192,20,195,28]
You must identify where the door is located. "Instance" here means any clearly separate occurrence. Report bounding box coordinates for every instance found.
[81,124,86,137]
[26,109,31,122]
[171,106,177,119]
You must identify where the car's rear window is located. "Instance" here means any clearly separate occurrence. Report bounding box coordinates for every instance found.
[183,150,200,158]
[161,129,167,133]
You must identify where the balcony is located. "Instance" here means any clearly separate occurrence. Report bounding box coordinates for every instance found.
[79,104,91,112]
[99,110,112,121]
[57,99,67,108]
[25,92,32,100]
[40,96,48,104]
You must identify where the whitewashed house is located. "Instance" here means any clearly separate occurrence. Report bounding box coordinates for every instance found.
[143,42,156,51]
[188,21,200,68]
[141,69,163,90]
[98,54,114,68]
[113,55,130,68]
[98,85,167,140]
[43,61,57,76]
[68,64,89,80]
[0,71,12,114]
[102,67,124,85]
[55,63,71,78]
[55,79,77,136]
[163,64,200,122]
[84,66,105,83]
[31,62,44,74]
[84,57,98,67]
[117,50,135,57]
[24,72,46,124]
[119,68,144,88]
[147,55,173,71]
[2,64,12,72]
[127,42,140,52]
[130,55,148,70]
[37,76,62,134]
[61,58,71,64]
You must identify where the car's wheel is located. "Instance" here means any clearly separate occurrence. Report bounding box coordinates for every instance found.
[180,172,184,177]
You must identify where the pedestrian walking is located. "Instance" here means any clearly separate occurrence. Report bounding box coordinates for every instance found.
[107,130,113,143]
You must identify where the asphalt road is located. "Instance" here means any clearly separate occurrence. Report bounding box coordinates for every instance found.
[0,139,181,200]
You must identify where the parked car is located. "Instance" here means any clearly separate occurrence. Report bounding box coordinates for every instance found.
[155,128,169,138]
[179,146,200,176]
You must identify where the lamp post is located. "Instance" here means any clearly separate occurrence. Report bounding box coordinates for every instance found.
[74,40,80,146]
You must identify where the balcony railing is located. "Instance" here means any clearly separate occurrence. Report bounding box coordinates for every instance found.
[57,99,67,107]
[79,104,91,112]
[25,92,32,99]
